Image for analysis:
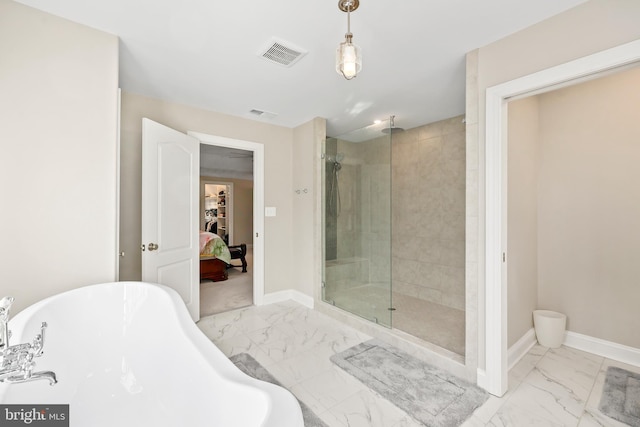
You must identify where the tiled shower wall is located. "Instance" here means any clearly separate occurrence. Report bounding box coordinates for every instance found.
[325,135,391,294]
[392,116,466,310]
[357,137,391,286]
[325,116,465,311]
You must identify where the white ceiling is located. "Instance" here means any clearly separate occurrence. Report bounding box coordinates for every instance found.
[201,144,253,180]
[17,0,586,137]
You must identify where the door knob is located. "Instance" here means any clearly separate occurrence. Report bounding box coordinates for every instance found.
[148,243,159,251]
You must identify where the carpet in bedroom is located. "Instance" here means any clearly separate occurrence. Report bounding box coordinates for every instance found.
[200,248,253,316]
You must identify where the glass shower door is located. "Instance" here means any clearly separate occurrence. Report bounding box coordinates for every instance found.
[322,120,392,327]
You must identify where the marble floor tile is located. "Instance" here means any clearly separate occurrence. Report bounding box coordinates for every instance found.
[198,300,636,427]
[288,382,328,419]
[488,400,566,427]
[501,381,582,425]
[267,345,338,386]
[472,381,522,424]
[509,344,547,383]
[212,332,277,369]
[529,346,603,402]
[461,415,490,427]
[204,305,272,336]
[196,312,244,342]
[324,388,422,427]
[296,365,367,410]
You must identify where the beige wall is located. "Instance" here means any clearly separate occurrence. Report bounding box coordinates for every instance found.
[536,67,640,348]
[292,118,325,298]
[471,0,640,369]
[507,97,541,347]
[0,0,119,314]
[119,91,313,295]
[506,68,640,349]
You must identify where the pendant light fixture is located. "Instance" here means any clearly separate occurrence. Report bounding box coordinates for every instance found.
[336,0,362,80]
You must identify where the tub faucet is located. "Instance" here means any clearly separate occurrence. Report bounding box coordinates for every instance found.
[0,296,57,386]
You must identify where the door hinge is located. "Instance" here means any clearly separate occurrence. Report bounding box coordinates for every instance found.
[503,252,506,262]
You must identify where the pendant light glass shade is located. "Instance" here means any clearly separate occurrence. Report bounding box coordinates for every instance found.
[336,34,362,80]
[336,0,361,80]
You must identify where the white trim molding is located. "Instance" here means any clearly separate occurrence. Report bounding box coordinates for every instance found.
[564,331,640,368]
[476,369,488,391]
[484,38,640,397]
[262,290,315,309]
[187,131,266,307]
[508,328,537,371]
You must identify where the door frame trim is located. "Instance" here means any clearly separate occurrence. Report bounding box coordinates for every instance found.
[483,39,640,396]
[188,131,265,306]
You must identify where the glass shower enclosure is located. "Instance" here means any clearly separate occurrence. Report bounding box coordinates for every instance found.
[322,118,394,327]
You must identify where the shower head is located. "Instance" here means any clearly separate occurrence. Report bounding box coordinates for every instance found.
[325,153,345,164]
[381,115,404,134]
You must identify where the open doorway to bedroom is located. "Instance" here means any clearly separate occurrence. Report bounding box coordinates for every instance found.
[199,144,255,316]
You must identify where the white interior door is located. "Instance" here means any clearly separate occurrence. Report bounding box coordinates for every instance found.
[142,118,200,321]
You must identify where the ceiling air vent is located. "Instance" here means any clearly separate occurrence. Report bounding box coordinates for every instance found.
[258,38,307,67]
[249,109,278,120]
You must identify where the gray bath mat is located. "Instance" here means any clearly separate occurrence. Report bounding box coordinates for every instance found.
[599,366,640,426]
[230,353,328,427]
[330,339,488,427]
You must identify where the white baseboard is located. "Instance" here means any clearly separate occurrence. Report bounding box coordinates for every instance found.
[506,328,640,368]
[476,368,488,390]
[261,290,314,309]
[564,331,640,367]
[508,328,537,370]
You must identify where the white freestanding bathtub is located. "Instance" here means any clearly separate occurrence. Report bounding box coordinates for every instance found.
[0,282,303,427]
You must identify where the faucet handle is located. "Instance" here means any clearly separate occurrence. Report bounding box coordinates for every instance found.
[31,322,47,357]
[0,296,15,321]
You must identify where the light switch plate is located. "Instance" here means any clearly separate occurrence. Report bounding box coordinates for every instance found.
[265,207,277,217]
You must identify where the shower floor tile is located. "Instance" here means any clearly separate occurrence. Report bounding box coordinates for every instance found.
[393,292,465,356]
[326,284,465,355]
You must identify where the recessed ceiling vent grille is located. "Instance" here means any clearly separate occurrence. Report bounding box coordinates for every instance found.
[249,109,278,119]
[258,38,307,67]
